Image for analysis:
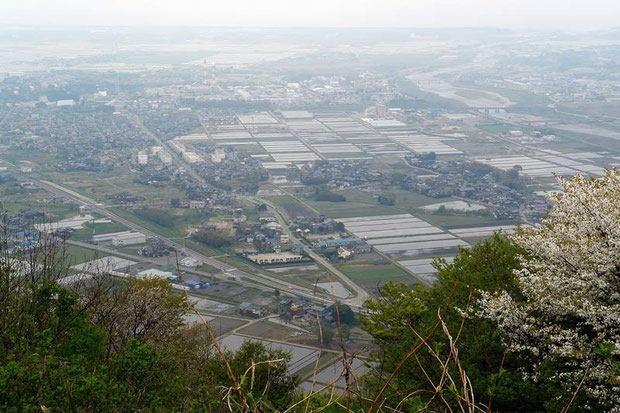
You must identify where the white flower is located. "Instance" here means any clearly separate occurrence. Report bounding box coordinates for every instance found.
[480,170,620,409]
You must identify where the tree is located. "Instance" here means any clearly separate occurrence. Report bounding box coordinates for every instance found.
[134,207,175,228]
[341,324,352,342]
[330,303,355,325]
[313,186,346,202]
[319,326,335,347]
[191,229,232,248]
[206,341,299,410]
[0,242,302,412]
[88,277,192,353]
[378,193,395,206]
[170,198,181,208]
[480,170,620,411]
[362,234,541,411]
[334,221,345,232]
[389,172,407,188]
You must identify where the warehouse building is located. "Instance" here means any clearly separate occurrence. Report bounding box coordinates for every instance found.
[111,232,147,247]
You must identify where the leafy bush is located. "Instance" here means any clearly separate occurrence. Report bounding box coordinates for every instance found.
[191,229,232,248]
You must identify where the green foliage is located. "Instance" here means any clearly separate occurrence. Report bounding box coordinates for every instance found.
[329,303,356,325]
[320,326,335,347]
[361,234,545,411]
[378,193,396,205]
[191,229,232,248]
[389,172,407,188]
[313,186,346,202]
[134,207,176,228]
[213,341,299,410]
[0,256,299,412]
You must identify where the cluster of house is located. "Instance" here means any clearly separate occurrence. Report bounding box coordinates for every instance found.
[404,157,549,220]
[290,214,343,235]
[235,213,290,254]
[104,191,146,204]
[192,150,268,188]
[299,160,382,188]
[312,237,372,260]
[283,299,335,323]
[137,105,202,141]
[238,301,268,318]
[237,298,337,323]
[1,229,42,255]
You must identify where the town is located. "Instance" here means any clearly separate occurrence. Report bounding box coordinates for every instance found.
[1,25,619,402]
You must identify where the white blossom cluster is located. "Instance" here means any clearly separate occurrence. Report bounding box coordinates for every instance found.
[480,170,620,410]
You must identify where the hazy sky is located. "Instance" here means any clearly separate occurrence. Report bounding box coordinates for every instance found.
[4,0,620,31]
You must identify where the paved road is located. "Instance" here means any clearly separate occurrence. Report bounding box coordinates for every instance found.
[251,196,370,307]
[33,179,347,307]
[128,114,367,309]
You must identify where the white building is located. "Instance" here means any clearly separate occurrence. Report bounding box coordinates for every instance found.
[189,200,206,209]
[136,268,174,280]
[180,257,200,268]
[112,232,147,247]
[137,153,148,165]
[211,149,226,163]
[56,99,75,106]
[151,146,163,155]
[182,152,202,164]
[93,231,133,243]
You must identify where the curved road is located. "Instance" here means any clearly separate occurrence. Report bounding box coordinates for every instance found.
[34,179,362,309]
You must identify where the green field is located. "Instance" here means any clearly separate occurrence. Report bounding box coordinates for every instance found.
[109,207,210,239]
[308,188,441,219]
[64,244,105,265]
[41,167,186,203]
[71,221,130,241]
[179,238,224,257]
[339,264,411,285]
[262,195,300,205]
[1,200,80,221]
[309,202,400,219]
[238,320,298,341]
[385,189,445,209]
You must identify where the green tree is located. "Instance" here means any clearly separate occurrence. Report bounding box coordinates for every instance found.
[319,326,335,347]
[191,229,232,248]
[362,234,544,411]
[207,341,299,411]
[329,303,355,325]
[378,193,395,205]
[0,246,301,412]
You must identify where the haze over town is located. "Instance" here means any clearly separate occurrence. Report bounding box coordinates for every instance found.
[4,0,620,30]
